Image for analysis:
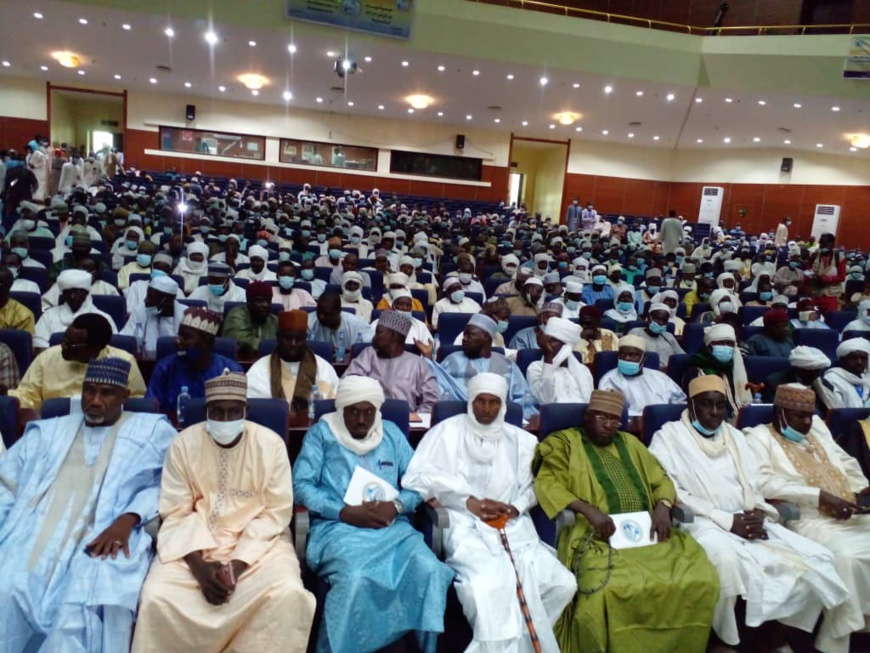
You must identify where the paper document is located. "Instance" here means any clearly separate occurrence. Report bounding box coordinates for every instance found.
[609,511,657,549]
[343,466,399,505]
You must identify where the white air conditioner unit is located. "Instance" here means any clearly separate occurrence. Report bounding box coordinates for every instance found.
[811,204,841,240]
[698,186,724,226]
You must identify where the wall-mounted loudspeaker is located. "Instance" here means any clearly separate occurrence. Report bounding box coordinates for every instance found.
[455,134,465,150]
[186,104,196,121]
[781,157,793,173]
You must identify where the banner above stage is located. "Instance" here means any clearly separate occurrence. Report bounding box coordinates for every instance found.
[286,0,414,40]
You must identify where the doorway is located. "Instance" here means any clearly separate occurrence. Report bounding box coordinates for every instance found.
[508,172,525,208]
[49,86,126,159]
[509,137,569,221]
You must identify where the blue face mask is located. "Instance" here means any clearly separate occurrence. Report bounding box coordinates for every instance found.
[496,320,509,333]
[617,359,641,376]
[301,269,315,281]
[565,299,581,310]
[164,227,173,235]
[648,321,667,335]
[137,254,152,268]
[558,261,568,270]
[151,269,168,280]
[125,240,138,250]
[64,235,73,247]
[582,252,592,260]
[218,234,228,243]
[278,276,295,290]
[780,418,807,443]
[11,247,28,260]
[759,291,773,301]
[208,283,226,297]
[851,272,864,280]
[278,251,291,262]
[450,290,465,303]
[592,274,607,285]
[513,250,522,258]
[789,261,799,269]
[413,257,423,268]
[200,226,210,235]
[258,239,269,248]
[329,249,343,260]
[711,344,734,363]
[616,301,635,314]
[646,284,661,295]
[301,230,311,238]
[351,236,361,245]
[691,417,719,438]
[317,234,327,243]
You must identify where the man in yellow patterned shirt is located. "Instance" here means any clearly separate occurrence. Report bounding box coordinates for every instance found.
[0,268,35,333]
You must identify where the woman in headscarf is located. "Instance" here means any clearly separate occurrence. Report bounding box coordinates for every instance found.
[603,284,638,333]
[172,240,210,295]
[682,323,752,420]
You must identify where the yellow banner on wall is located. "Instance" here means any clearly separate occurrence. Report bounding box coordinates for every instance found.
[286,0,414,40]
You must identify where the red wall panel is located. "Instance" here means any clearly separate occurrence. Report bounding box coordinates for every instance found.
[0,117,50,151]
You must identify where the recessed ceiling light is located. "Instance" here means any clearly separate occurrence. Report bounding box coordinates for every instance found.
[604,85,613,94]
[666,93,675,101]
[149,77,157,83]
[316,97,323,103]
[753,137,761,142]
[472,70,480,76]
[407,108,414,114]
[78,18,88,25]
[405,94,432,109]
[51,51,81,68]
[122,23,131,30]
[506,74,514,80]
[628,133,635,138]
[401,61,409,67]
[437,112,444,117]
[238,73,268,90]
[636,91,644,97]
[723,137,731,143]
[575,126,582,132]
[114,73,121,79]
[288,44,297,54]
[539,76,548,86]
[725,97,733,103]
[784,139,792,144]
[554,111,579,126]
[33,12,43,19]
[466,114,473,120]
[521,121,528,126]
[758,100,767,105]
[817,143,824,148]
[218,85,226,92]
[251,90,259,96]
[164,27,175,38]
[573,82,580,88]
[851,147,858,152]
[695,97,703,103]
[437,65,445,72]
[204,31,218,45]
[653,135,660,141]
[77,70,85,75]
[494,118,500,123]
[549,124,556,129]
[1,61,10,67]
[849,133,870,148]
[326,51,336,57]
[696,138,704,143]
[832,106,841,112]
[184,81,192,88]
[602,129,609,135]
[248,40,256,47]
[41,65,49,71]
[347,101,354,107]
[378,104,384,110]
[793,103,802,108]
[364,56,372,62]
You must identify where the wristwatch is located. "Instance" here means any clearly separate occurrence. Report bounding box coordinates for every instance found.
[657,499,674,509]
[391,498,404,515]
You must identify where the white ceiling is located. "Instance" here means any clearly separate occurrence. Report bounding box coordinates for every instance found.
[1,0,869,156]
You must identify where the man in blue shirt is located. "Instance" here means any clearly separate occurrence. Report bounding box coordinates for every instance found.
[146,307,242,413]
[581,264,615,305]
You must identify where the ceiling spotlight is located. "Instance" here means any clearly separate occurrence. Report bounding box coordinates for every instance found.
[575,126,583,132]
[695,97,703,103]
[849,133,870,148]
[164,27,175,37]
[666,93,675,101]
[758,100,767,105]
[184,81,192,88]
[378,104,384,110]
[653,135,660,141]
[554,111,579,126]
[437,112,444,117]
[288,43,297,54]
[573,83,580,88]
[1,61,10,67]
[466,114,473,120]
[407,108,414,114]
[507,74,514,80]
[248,40,256,47]
[472,70,480,76]
[604,85,613,94]
[793,103,802,108]
[149,77,157,83]
[77,70,85,75]
[347,101,354,107]
[283,90,294,101]
[851,147,858,152]
[316,97,323,103]
[753,137,761,142]
[696,138,704,143]
[723,137,731,143]
[122,23,131,30]
[602,130,609,135]
[725,97,733,103]
[364,56,372,62]
[832,106,841,112]
[51,51,81,68]
[33,12,43,19]
[406,94,433,110]
[41,65,48,71]
[437,65,445,72]
[628,133,635,138]
[238,73,268,90]
[78,18,88,25]
[539,76,548,86]
[494,118,501,123]
[817,143,824,148]
[521,121,528,126]
[636,90,644,97]
[114,74,121,79]
[251,90,259,96]
[327,51,336,57]
[784,139,792,144]
[549,124,556,129]
[401,61,409,67]
[218,85,226,92]
[204,31,218,45]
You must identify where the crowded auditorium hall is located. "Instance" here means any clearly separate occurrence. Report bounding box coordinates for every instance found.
[3,0,870,651]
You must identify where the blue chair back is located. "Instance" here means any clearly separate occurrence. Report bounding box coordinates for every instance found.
[741,305,768,326]
[18,267,47,293]
[667,353,692,389]
[793,328,840,360]
[744,355,792,386]
[91,295,127,330]
[827,408,870,441]
[842,331,870,343]
[681,322,705,355]
[0,396,20,448]
[41,397,161,419]
[437,312,474,344]
[504,315,538,347]
[184,398,289,440]
[466,291,483,305]
[824,311,857,333]
[46,333,138,356]
[431,400,523,428]
[641,403,686,446]
[177,299,207,310]
[539,403,629,441]
[156,336,236,362]
[0,329,32,375]
[736,404,775,430]
[9,292,41,321]
[313,398,410,437]
[592,351,660,386]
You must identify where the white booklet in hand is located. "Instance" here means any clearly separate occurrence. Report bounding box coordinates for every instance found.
[343,466,400,506]
[609,511,657,549]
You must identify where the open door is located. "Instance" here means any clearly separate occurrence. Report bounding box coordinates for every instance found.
[509,137,569,221]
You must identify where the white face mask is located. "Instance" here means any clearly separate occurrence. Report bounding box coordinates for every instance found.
[458,272,473,284]
[798,310,814,322]
[206,417,245,445]
[343,288,362,301]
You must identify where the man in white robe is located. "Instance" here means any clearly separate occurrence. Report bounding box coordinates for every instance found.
[33,269,117,349]
[133,370,316,652]
[526,317,593,405]
[120,275,185,357]
[599,334,686,435]
[820,339,870,410]
[187,262,246,313]
[246,309,339,412]
[747,384,870,653]
[403,373,577,653]
[649,375,849,651]
[371,289,432,347]
[0,357,175,652]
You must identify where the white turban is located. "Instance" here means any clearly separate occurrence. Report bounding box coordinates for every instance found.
[836,339,870,359]
[501,254,519,275]
[859,299,870,316]
[57,269,92,292]
[149,275,179,296]
[704,323,752,407]
[544,317,581,345]
[187,241,209,258]
[247,245,268,260]
[789,346,831,370]
[468,372,508,404]
[708,289,737,315]
[565,279,583,294]
[534,253,550,263]
[524,277,543,288]
[390,272,410,288]
[398,255,415,268]
[390,288,412,301]
[649,302,670,314]
[704,323,737,345]
[465,372,509,459]
[326,376,386,456]
[717,272,736,288]
[619,334,647,352]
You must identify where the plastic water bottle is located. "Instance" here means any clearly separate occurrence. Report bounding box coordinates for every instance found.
[336,331,347,363]
[523,391,535,417]
[134,322,145,355]
[308,384,322,422]
[753,392,762,404]
[355,332,363,346]
[433,333,441,359]
[176,386,190,427]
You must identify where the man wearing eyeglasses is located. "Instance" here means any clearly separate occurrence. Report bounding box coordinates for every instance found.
[9,313,145,413]
[534,389,718,652]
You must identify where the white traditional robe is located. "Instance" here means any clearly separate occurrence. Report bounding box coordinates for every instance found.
[649,414,849,646]
[526,359,593,404]
[133,422,315,652]
[245,353,339,400]
[372,315,432,347]
[33,297,117,349]
[747,418,870,653]
[403,415,577,653]
[187,282,247,314]
[598,368,687,416]
[42,280,120,312]
[119,302,186,357]
[431,297,482,328]
[820,367,870,409]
